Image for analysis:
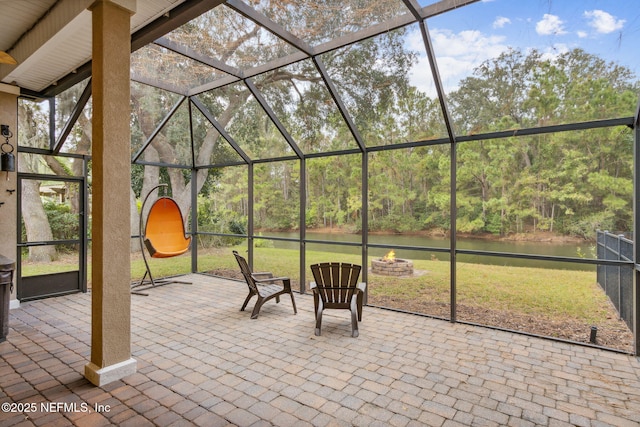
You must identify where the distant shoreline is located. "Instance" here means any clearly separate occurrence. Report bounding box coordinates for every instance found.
[258,227,590,243]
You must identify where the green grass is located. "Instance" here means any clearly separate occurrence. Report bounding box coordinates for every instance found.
[456,262,607,321]
[21,252,193,281]
[21,245,611,324]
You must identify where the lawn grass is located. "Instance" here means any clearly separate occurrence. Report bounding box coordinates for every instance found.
[203,246,610,324]
[21,245,610,324]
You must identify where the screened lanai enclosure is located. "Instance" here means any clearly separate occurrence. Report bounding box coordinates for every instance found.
[15,0,640,354]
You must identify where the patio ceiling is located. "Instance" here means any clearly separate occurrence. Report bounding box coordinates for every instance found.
[0,0,216,96]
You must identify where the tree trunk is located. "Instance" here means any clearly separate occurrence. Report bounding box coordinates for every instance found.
[133,92,248,237]
[67,112,92,214]
[17,104,57,262]
[21,179,57,262]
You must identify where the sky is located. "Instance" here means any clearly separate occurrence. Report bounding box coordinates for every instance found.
[408,0,640,97]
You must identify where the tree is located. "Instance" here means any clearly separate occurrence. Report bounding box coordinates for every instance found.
[17,100,57,262]
[449,48,637,237]
[19,9,640,248]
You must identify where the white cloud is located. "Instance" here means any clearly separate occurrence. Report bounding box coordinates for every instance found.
[405,27,427,52]
[431,29,507,59]
[493,16,511,29]
[584,10,625,34]
[536,14,567,36]
[406,28,508,97]
[577,31,588,38]
[538,43,570,62]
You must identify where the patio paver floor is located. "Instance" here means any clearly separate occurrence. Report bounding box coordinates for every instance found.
[1,274,640,426]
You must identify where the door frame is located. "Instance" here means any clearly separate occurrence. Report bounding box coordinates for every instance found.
[17,169,88,301]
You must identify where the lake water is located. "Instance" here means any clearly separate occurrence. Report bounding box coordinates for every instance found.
[258,231,598,271]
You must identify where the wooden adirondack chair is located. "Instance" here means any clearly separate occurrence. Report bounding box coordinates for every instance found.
[233,251,297,319]
[310,262,366,337]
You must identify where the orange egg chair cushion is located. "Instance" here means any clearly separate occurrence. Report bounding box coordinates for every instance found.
[143,197,191,258]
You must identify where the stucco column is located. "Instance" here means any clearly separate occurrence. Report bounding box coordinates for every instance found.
[84,0,137,386]
[0,84,18,309]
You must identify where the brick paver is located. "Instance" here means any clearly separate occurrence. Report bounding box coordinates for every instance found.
[1,274,639,426]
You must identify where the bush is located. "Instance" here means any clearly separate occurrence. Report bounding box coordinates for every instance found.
[43,201,79,253]
[563,211,616,240]
[43,202,77,239]
[228,219,246,235]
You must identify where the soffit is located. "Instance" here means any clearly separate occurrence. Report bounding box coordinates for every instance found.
[0,0,187,93]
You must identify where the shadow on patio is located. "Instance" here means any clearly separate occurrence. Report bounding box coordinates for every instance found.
[1,274,640,426]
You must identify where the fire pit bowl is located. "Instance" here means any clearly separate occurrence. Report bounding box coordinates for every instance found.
[371,250,414,277]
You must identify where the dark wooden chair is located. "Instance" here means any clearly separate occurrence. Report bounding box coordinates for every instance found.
[310,262,366,337]
[233,250,297,319]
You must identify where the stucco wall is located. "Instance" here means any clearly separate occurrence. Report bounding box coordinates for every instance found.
[0,84,18,305]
